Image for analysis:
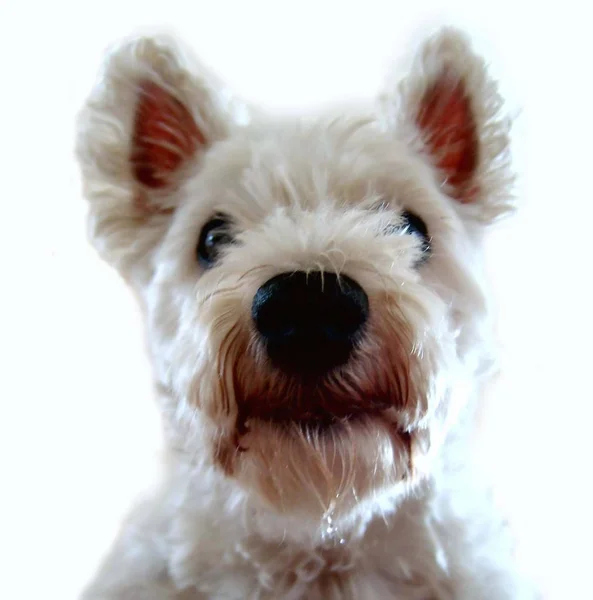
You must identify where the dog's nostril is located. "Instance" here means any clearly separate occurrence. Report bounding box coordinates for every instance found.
[252,271,369,374]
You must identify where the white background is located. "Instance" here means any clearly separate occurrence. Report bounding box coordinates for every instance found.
[1,1,591,599]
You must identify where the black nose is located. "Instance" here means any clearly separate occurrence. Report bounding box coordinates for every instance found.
[252,271,369,375]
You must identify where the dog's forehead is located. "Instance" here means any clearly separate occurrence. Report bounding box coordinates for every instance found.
[184,113,432,219]
[241,115,421,193]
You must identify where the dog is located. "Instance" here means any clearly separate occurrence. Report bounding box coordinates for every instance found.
[76,27,536,599]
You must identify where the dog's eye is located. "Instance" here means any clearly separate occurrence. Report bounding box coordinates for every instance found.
[390,210,431,260]
[197,216,234,268]
[400,210,428,239]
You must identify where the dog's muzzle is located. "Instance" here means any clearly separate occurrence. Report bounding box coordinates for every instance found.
[252,271,369,376]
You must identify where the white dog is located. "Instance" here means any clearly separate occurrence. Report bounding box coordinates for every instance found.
[77,27,536,599]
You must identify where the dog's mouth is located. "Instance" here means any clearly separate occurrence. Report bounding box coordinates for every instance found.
[217,331,419,445]
[236,379,396,431]
[214,384,419,519]
[230,352,412,432]
[209,309,427,513]
[204,281,439,519]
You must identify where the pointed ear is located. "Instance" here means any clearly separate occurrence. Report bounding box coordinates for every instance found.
[380,28,514,223]
[76,35,244,279]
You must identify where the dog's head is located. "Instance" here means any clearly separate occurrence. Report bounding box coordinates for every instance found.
[77,29,513,529]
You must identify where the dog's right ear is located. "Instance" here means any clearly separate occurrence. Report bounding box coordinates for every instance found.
[76,36,241,281]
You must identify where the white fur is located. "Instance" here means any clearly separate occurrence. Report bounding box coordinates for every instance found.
[76,28,538,599]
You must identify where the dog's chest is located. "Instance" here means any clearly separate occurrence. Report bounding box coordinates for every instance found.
[168,524,446,599]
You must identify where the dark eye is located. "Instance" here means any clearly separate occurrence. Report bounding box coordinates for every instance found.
[197,216,234,268]
[394,210,431,260]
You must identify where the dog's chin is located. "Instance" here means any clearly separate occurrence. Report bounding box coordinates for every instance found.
[214,408,422,523]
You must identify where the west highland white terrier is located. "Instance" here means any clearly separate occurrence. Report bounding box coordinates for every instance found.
[77,27,536,599]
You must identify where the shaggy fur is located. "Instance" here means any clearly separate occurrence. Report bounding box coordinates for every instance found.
[77,28,537,599]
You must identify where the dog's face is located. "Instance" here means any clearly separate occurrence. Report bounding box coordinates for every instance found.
[78,30,512,528]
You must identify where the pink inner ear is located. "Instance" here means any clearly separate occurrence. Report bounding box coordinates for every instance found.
[131,81,204,191]
[416,74,478,203]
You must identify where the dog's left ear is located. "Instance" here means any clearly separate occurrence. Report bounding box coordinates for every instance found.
[380,28,514,223]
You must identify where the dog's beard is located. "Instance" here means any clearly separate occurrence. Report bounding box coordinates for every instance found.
[180,286,451,523]
[222,417,417,522]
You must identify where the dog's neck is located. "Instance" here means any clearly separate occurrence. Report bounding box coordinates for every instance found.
[148,380,489,595]
[158,437,456,596]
